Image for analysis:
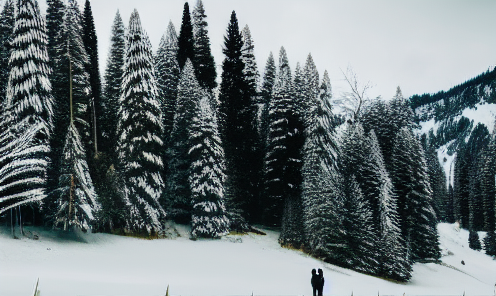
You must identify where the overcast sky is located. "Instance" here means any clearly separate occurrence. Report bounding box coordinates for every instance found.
[35,0,496,100]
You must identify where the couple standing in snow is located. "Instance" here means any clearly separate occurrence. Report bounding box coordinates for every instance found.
[311,268,325,296]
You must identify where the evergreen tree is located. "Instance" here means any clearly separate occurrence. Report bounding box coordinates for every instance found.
[301,76,344,263]
[262,47,292,226]
[241,24,259,100]
[189,95,229,239]
[302,53,319,123]
[102,11,125,155]
[53,122,99,231]
[49,0,92,197]
[177,2,194,70]
[391,127,440,261]
[191,0,216,89]
[341,175,379,275]
[422,137,448,222]
[218,11,257,229]
[0,0,53,213]
[81,0,102,154]
[468,230,482,251]
[259,51,275,155]
[166,59,199,223]
[0,0,15,102]
[155,20,180,144]
[279,63,305,248]
[45,0,65,75]
[117,10,165,234]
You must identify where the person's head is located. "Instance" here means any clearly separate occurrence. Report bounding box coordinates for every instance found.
[312,269,316,275]
[318,268,323,276]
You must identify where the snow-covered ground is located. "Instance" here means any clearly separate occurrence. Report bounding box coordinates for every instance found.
[1,223,496,296]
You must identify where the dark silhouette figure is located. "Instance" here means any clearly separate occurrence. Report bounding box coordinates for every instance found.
[311,269,319,296]
[317,268,325,296]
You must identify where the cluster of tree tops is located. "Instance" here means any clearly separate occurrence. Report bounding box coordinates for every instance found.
[0,0,467,282]
[410,63,496,257]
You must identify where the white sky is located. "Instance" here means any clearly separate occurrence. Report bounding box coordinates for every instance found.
[35,0,496,100]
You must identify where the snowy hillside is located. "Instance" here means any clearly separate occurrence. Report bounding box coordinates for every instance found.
[416,102,496,186]
[1,223,495,296]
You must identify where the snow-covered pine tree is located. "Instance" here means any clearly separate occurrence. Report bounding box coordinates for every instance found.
[279,63,305,248]
[218,11,257,229]
[189,95,229,239]
[81,0,102,154]
[53,122,99,231]
[155,20,180,145]
[241,24,259,100]
[302,53,319,124]
[177,2,194,70]
[49,0,92,201]
[102,11,125,155]
[262,46,292,226]
[117,9,165,234]
[368,130,412,281]
[341,174,379,275]
[301,73,345,263]
[191,0,216,90]
[391,127,440,261]
[259,51,275,152]
[0,0,15,101]
[0,0,53,213]
[46,0,65,67]
[166,59,199,223]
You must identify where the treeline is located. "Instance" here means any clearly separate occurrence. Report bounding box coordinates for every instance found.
[0,0,452,281]
[411,66,496,123]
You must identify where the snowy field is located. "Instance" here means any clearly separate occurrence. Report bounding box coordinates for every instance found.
[1,223,496,296]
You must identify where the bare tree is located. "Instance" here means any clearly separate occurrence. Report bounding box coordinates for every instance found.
[341,66,373,122]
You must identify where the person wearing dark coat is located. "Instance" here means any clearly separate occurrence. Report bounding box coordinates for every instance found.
[317,268,325,296]
[311,269,319,296]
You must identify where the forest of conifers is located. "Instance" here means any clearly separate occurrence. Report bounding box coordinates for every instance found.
[0,0,495,282]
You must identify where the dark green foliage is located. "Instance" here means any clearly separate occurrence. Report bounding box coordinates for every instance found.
[166,59,199,223]
[102,11,125,157]
[218,11,258,228]
[468,230,482,251]
[155,21,180,145]
[483,231,496,256]
[279,63,305,248]
[81,0,102,154]
[192,0,216,89]
[262,47,292,226]
[391,127,440,261]
[177,2,194,70]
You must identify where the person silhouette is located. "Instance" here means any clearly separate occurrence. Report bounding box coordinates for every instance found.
[317,268,325,296]
[311,269,319,296]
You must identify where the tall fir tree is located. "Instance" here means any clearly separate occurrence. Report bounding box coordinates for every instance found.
[391,127,440,261]
[259,51,276,155]
[177,2,194,71]
[117,9,165,234]
[279,63,305,248]
[155,20,180,145]
[0,0,53,213]
[241,24,259,100]
[191,0,216,89]
[218,11,258,229]
[302,53,319,124]
[166,59,199,223]
[45,0,65,76]
[262,47,292,226]
[301,74,345,263]
[422,137,448,222]
[49,0,92,199]
[81,0,102,154]
[102,11,125,156]
[189,95,229,239]
[0,0,15,103]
